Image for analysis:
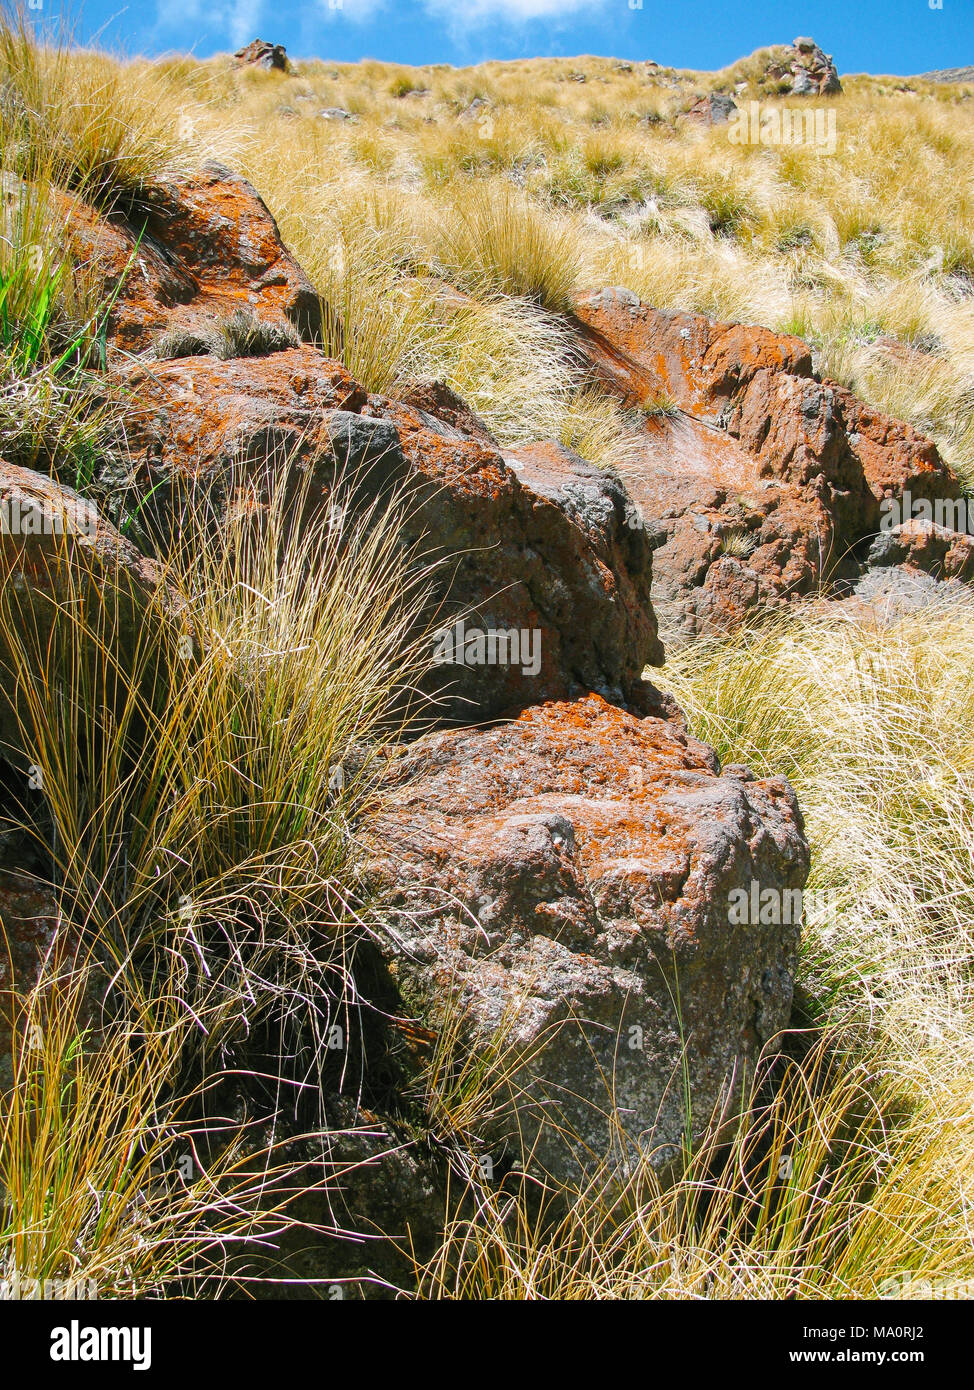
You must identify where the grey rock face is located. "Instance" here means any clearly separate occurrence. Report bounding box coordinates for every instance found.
[114,347,664,722]
[786,37,842,96]
[362,694,809,1184]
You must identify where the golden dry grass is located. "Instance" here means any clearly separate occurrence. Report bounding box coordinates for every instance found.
[113,45,972,482]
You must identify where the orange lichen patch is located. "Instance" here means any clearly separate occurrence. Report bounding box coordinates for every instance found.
[569,308,668,410]
[118,348,367,482]
[361,692,808,1182]
[573,289,813,417]
[702,324,813,404]
[376,405,518,502]
[373,696,735,883]
[515,693,713,771]
[60,163,324,356]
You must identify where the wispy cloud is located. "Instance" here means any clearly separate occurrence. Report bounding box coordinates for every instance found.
[421,0,609,23]
[156,0,610,53]
[227,0,264,48]
[317,0,387,23]
[153,0,265,51]
[318,0,608,31]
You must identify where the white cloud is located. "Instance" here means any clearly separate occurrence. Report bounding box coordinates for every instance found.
[318,0,387,21]
[227,0,265,48]
[152,0,202,36]
[318,0,608,29]
[421,0,608,22]
[156,0,608,52]
[153,0,265,50]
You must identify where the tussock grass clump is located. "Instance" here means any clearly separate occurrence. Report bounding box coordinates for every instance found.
[556,385,635,468]
[1,461,438,1053]
[0,462,441,1296]
[153,310,300,362]
[0,355,105,489]
[0,159,114,482]
[658,604,974,1065]
[434,183,580,312]
[417,1037,974,1299]
[641,390,680,419]
[1,958,316,1299]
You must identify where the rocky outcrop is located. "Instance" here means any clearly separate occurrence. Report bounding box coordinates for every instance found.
[363,694,808,1184]
[918,68,974,85]
[112,350,664,720]
[841,519,974,620]
[115,347,366,486]
[234,39,288,72]
[572,287,962,646]
[866,518,974,584]
[63,162,323,355]
[845,564,974,622]
[5,156,825,1207]
[458,96,490,123]
[757,38,842,96]
[786,38,842,96]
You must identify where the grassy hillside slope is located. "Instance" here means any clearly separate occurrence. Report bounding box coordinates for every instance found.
[2,15,974,1298]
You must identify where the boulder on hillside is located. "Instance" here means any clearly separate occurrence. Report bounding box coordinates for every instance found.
[572,287,962,647]
[865,518,974,584]
[683,92,738,126]
[775,37,841,96]
[740,38,842,97]
[788,37,841,95]
[62,162,324,355]
[362,694,809,1184]
[457,96,490,123]
[113,348,665,721]
[234,39,289,72]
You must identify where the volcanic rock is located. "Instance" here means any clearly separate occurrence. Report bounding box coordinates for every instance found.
[62,162,324,355]
[572,286,961,646]
[112,350,663,720]
[363,693,809,1183]
[234,40,288,72]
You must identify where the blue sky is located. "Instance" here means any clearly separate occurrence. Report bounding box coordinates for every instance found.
[50,0,973,75]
